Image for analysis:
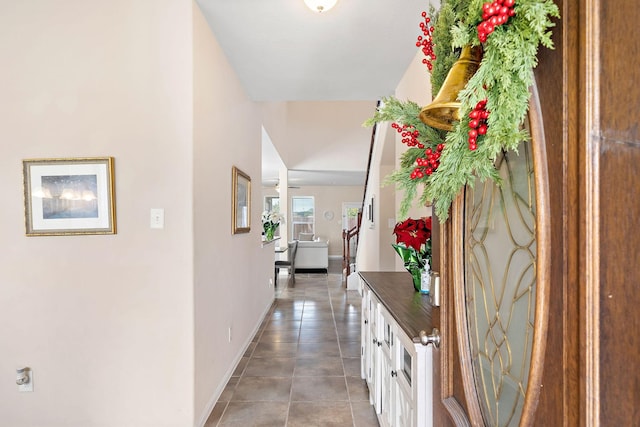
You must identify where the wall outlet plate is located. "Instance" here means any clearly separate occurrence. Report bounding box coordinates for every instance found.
[18,370,33,392]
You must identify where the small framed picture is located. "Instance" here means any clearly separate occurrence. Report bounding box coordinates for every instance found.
[232,166,251,234]
[23,157,116,236]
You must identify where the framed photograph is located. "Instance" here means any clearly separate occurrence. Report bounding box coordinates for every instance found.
[232,166,251,234]
[23,157,116,236]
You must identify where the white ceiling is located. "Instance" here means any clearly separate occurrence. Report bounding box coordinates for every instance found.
[196,0,430,185]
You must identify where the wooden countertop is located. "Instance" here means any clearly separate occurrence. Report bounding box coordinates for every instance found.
[359,271,434,341]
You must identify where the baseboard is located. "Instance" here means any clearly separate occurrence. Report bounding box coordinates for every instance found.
[195,297,274,427]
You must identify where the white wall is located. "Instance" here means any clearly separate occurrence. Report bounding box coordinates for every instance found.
[356,49,433,273]
[0,2,277,426]
[193,6,274,424]
[395,50,434,220]
[356,122,395,272]
[280,102,375,172]
[0,1,194,426]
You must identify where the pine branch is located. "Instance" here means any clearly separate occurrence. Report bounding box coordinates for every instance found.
[366,0,559,222]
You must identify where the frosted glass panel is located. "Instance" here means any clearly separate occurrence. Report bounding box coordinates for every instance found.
[464,139,536,427]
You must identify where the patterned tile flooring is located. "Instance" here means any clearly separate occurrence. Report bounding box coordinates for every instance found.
[205,263,379,426]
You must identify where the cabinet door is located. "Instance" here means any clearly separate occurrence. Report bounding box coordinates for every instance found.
[361,285,370,380]
[395,383,414,427]
[395,329,418,427]
[379,306,395,426]
[369,295,382,411]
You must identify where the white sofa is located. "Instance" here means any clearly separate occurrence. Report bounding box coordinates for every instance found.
[295,239,329,271]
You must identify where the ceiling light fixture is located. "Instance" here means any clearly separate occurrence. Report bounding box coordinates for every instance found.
[304,0,338,13]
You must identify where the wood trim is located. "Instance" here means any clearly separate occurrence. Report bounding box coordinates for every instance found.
[436,217,471,427]
[520,78,552,427]
[561,0,581,425]
[443,397,471,427]
[437,218,454,419]
[581,0,601,424]
[451,192,485,426]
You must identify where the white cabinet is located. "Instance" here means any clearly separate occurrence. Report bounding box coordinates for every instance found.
[362,286,381,409]
[378,304,395,427]
[360,278,433,427]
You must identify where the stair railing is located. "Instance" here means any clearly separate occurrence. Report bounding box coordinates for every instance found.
[342,101,379,277]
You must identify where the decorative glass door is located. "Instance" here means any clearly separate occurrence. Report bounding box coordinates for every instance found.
[431,84,552,425]
[464,140,536,426]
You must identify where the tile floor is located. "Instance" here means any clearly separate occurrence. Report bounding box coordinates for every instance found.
[205,262,379,426]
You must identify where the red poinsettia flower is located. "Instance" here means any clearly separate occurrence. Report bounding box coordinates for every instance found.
[424,216,432,239]
[393,217,431,251]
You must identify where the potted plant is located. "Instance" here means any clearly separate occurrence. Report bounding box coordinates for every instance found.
[392,216,432,292]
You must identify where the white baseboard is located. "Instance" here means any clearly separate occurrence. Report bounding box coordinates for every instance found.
[195,297,274,427]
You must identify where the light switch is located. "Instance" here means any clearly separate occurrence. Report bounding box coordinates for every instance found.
[150,208,164,229]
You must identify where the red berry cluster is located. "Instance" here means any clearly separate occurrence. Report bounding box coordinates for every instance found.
[411,144,445,180]
[391,122,424,149]
[477,0,516,43]
[467,99,489,151]
[416,12,436,71]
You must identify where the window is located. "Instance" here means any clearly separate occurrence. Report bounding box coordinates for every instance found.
[342,202,360,231]
[264,196,280,214]
[291,196,314,240]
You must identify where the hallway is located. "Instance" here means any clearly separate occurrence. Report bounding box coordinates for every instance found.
[205,262,379,426]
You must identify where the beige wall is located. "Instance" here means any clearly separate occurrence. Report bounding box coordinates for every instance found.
[193,6,274,424]
[0,0,194,425]
[0,1,274,426]
[278,102,375,172]
[395,49,434,220]
[356,49,433,272]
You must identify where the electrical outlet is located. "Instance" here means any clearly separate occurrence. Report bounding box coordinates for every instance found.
[228,327,232,343]
[18,369,33,392]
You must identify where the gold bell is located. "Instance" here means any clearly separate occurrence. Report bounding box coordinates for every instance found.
[419,45,483,131]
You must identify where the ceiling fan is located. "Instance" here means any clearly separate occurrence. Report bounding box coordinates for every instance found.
[275,183,300,192]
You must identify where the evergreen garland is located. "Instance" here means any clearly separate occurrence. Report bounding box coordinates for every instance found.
[365,0,559,221]
[430,0,463,96]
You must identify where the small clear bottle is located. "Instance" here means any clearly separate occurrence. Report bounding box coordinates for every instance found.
[420,260,431,295]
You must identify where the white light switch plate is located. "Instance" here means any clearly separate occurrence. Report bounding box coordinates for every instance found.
[150,208,164,229]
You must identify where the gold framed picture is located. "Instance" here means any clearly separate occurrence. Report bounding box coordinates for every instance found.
[232,166,251,234]
[23,157,116,236]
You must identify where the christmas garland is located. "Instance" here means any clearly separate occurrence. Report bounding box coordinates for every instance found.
[364,0,559,221]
